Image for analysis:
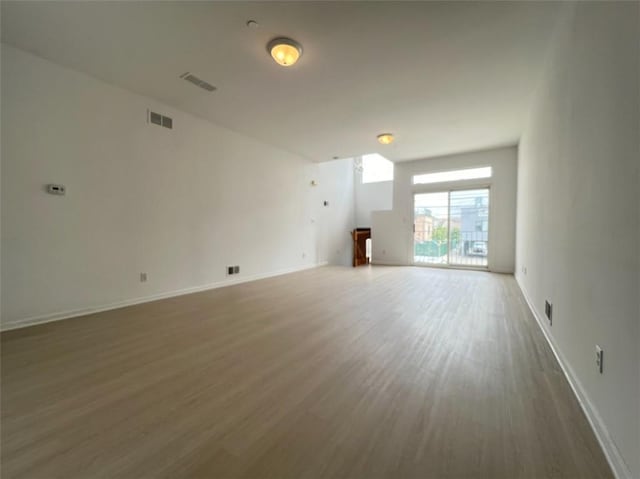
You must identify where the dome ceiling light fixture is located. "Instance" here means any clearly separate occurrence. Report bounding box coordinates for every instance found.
[267,37,303,67]
[377,133,394,145]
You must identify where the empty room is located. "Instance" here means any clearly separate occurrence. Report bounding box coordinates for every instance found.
[1,1,638,478]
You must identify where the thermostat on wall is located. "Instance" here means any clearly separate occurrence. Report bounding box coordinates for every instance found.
[46,184,66,195]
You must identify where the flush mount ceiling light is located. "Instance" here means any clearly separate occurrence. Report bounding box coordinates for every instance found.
[267,37,303,67]
[377,133,394,145]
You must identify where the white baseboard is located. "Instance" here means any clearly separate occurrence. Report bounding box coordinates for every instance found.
[488,268,515,274]
[1,262,328,332]
[515,276,632,479]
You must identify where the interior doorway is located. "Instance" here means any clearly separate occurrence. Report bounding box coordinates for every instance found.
[414,188,489,268]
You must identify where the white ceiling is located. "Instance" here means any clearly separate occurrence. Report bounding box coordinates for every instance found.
[1,1,561,162]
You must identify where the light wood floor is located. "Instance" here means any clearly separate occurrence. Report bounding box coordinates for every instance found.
[1,266,612,479]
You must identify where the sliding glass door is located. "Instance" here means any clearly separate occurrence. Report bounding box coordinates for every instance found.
[414,188,489,268]
[448,189,489,267]
[414,192,450,265]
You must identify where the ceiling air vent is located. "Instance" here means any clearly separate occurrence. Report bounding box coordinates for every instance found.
[147,110,173,129]
[180,72,217,92]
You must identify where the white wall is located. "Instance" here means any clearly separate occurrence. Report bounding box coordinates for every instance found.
[371,210,408,265]
[515,3,639,478]
[372,146,517,272]
[316,158,355,266]
[0,44,353,329]
[354,167,393,228]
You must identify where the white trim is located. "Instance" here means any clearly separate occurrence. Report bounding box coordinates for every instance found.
[412,262,489,272]
[1,262,328,332]
[487,268,514,274]
[516,277,632,479]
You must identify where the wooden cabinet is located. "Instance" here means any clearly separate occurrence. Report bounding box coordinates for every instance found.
[351,228,371,267]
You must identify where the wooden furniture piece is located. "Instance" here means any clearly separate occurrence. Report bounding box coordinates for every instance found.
[351,228,371,267]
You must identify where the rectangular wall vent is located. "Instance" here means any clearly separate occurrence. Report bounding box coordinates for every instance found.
[180,72,217,92]
[147,110,173,129]
[149,111,162,125]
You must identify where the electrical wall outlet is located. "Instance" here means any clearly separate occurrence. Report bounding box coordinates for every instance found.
[140,272,148,282]
[227,266,240,275]
[595,345,603,374]
[544,300,552,326]
[227,266,234,275]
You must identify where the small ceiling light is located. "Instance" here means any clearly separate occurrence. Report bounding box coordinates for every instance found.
[246,20,259,28]
[267,37,303,67]
[377,133,394,145]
